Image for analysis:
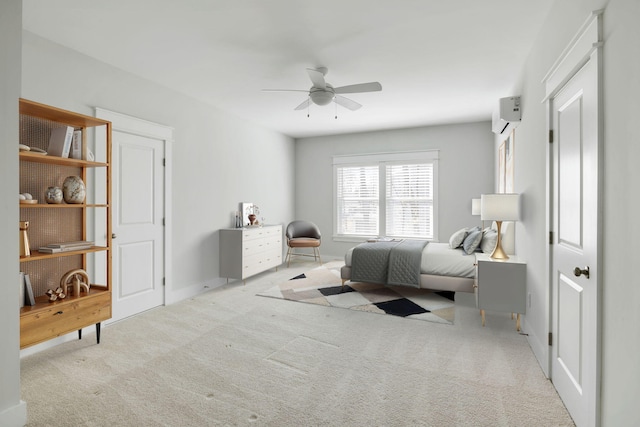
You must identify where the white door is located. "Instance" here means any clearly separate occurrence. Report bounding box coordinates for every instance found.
[96,108,172,323]
[111,130,165,320]
[550,53,601,426]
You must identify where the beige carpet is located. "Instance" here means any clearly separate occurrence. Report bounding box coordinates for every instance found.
[258,262,456,325]
[21,260,574,426]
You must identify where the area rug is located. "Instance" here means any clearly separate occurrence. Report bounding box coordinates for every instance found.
[257,262,456,325]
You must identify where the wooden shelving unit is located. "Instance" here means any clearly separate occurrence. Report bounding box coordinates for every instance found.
[18,98,112,349]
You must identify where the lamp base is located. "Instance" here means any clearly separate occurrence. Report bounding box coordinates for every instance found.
[489,221,510,260]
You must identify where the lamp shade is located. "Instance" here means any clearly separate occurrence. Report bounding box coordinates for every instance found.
[481,193,521,221]
[471,198,481,216]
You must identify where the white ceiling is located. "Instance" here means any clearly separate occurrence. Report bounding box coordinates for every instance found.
[22,0,555,139]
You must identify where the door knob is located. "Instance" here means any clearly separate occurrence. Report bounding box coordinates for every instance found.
[112,233,117,239]
[573,266,590,279]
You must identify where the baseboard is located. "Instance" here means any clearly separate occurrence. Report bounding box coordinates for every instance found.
[165,277,227,305]
[20,332,83,357]
[0,400,27,427]
[526,319,550,378]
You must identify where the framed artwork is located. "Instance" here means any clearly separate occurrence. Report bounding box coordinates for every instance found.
[498,131,515,193]
[498,142,506,193]
[241,202,261,226]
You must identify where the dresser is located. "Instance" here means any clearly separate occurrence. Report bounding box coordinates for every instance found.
[219,225,283,283]
[474,253,527,331]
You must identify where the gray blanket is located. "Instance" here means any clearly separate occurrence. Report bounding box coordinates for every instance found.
[351,239,429,288]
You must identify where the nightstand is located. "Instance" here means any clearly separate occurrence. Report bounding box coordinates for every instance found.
[474,253,526,331]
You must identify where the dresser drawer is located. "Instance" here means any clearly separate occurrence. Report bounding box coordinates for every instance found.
[262,249,283,269]
[20,291,112,348]
[243,235,282,257]
[243,250,282,278]
[243,237,268,256]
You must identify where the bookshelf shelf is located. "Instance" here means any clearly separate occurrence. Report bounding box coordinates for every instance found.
[18,98,112,349]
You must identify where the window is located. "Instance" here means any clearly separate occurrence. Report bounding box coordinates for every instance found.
[334,151,438,241]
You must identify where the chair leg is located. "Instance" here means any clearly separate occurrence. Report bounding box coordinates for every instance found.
[286,246,292,267]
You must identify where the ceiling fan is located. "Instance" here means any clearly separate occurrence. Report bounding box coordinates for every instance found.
[263,67,382,111]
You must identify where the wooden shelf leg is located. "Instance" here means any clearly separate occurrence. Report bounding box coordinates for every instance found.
[481,309,485,327]
[516,314,521,332]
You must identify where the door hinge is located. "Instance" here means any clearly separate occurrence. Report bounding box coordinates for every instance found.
[162,158,166,166]
[162,218,165,226]
[549,129,554,143]
[163,277,166,287]
[548,332,553,346]
[549,231,554,244]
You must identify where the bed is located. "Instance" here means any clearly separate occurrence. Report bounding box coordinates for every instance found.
[340,222,514,293]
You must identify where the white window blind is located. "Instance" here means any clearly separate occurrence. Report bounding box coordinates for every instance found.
[385,163,433,238]
[334,151,438,241]
[336,165,379,236]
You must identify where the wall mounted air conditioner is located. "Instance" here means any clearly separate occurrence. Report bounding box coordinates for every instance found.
[492,96,521,137]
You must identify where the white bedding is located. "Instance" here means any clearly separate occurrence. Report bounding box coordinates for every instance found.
[345,242,476,278]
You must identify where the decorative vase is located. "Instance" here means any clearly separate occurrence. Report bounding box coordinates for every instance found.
[62,176,86,204]
[45,186,63,204]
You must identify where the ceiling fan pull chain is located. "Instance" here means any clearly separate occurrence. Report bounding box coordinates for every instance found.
[335,101,338,119]
[307,95,311,118]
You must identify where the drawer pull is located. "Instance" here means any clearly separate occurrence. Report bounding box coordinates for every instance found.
[54,311,64,315]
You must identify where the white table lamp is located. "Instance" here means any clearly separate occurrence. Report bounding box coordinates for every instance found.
[480,193,520,260]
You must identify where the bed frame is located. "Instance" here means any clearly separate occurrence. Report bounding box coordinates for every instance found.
[340,222,515,293]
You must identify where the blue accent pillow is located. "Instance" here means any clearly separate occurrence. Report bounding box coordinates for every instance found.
[462,229,484,254]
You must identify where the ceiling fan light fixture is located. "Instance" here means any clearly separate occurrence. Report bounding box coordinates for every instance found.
[310,87,335,106]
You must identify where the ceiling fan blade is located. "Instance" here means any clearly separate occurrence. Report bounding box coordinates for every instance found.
[294,98,312,111]
[306,68,327,89]
[262,89,308,93]
[334,95,362,111]
[334,82,382,94]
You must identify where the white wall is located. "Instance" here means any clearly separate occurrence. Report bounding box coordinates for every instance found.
[0,2,28,426]
[21,32,296,299]
[512,0,639,424]
[295,121,494,258]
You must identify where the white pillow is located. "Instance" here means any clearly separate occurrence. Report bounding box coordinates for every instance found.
[449,227,468,249]
[481,229,498,254]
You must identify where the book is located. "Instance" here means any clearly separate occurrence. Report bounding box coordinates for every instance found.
[24,274,35,306]
[46,240,94,248]
[70,130,83,159]
[38,245,92,253]
[19,272,25,308]
[47,126,74,158]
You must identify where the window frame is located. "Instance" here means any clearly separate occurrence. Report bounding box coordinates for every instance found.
[333,151,439,242]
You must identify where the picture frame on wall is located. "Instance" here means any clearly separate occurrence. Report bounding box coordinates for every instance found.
[505,131,515,193]
[498,141,506,193]
[498,130,515,193]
